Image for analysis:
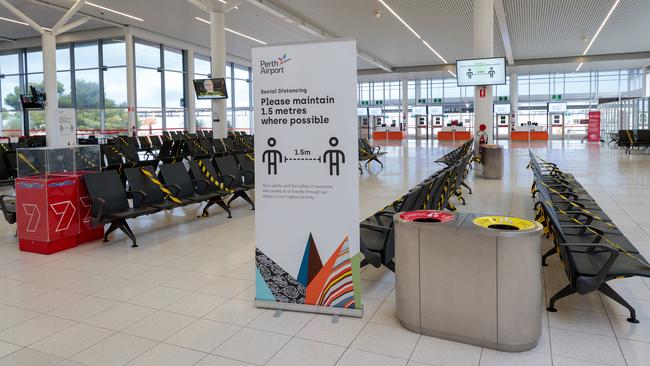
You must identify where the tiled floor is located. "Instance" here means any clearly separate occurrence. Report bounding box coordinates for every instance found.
[0,139,649,365]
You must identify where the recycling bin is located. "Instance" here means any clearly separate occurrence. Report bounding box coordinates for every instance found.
[394,211,543,352]
[481,144,503,179]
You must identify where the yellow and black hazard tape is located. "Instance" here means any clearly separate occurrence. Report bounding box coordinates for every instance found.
[549,200,650,268]
[118,136,130,146]
[17,152,40,174]
[626,130,635,146]
[534,174,617,230]
[197,160,234,193]
[76,151,97,169]
[189,138,211,156]
[246,153,255,161]
[139,168,182,204]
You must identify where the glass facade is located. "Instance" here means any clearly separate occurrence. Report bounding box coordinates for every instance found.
[0,38,253,137]
[357,69,644,139]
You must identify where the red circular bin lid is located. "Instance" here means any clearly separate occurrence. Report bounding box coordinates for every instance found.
[399,210,455,222]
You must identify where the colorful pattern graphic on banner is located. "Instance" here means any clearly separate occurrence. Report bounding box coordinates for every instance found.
[253,40,361,316]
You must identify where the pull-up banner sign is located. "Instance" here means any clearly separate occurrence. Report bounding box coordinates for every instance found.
[253,40,362,317]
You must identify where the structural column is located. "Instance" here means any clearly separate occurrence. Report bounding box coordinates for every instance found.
[210,10,227,138]
[509,73,518,138]
[401,78,409,133]
[473,0,494,144]
[125,29,137,135]
[186,49,197,133]
[42,31,58,146]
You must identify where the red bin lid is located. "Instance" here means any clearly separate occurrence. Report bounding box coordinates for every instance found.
[399,210,455,223]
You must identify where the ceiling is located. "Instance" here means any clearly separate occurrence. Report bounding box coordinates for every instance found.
[0,0,648,75]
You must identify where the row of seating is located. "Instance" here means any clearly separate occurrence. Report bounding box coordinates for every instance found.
[616,129,650,154]
[529,151,650,323]
[359,140,475,271]
[84,156,255,248]
[358,137,385,172]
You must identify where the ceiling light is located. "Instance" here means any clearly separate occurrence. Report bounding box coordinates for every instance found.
[195,17,266,44]
[217,0,238,10]
[422,40,447,64]
[582,0,620,55]
[576,62,583,72]
[377,0,420,39]
[377,0,447,64]
[448,69,457,78]
[86,1,144,22]
[0,16,28,26]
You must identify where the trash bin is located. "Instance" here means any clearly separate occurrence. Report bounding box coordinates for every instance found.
[394,211,543,352]
[481,144,503,179]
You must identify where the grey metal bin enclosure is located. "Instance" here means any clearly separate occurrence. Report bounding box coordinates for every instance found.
[394,211,543,352]
[481,144,504,179]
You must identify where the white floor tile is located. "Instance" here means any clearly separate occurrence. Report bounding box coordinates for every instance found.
[15,289,86,314]
[126,343,206,366]
[29,323,113,358]
[48,296,118,322]
[266,338,346,366]
[478,349,551,366]
[70,333,157,366]
[84,303,155,331]
[126,286,192,309]
[335,348,406,366]
[351,323,420,360]
[410,336,482,366]
[549,328,626,366]
[0,348,64,366]
[548,308,615,336]
[297,314,366,347]
[214,328,291,365]
[0,314,74,346]
[248,309,314,336]
[194,354,254,366]
[204,298,265,326]
[0,340,20,359]
[198,277,253,297]
[122,310,197,342]
[164,292,229,317]
[164,272,218,291]
[0,306,40,331]
[166,319,241,352]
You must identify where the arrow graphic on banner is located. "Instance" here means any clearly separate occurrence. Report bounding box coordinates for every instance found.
[23,204,41,233]
[50,201,76,232]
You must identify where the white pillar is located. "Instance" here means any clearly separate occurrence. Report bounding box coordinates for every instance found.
[42,31,58,146]
[473,0,494,144]
[210,10,227,139]
[186,49,197,133]
[644,66,650,98]
[401,79,409,133]
[509,73,518,137]
[125,30,137,135]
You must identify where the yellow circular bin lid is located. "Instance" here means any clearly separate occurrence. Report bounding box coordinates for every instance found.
[473,215,537,231]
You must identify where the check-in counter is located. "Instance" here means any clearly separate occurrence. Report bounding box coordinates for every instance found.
[438,127,472,141]
[511,126,548,141]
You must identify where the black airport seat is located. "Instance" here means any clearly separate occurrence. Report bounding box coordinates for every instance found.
[0,195,16,224]
[190,158,254,209]
[214,155,254,190]
[84,170,158,247]
[159,162,232,218]
[124,166,190,211]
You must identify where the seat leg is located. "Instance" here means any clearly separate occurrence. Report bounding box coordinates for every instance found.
[103,222,119,242]
[547,284,576,312]
[240,191,255,210]
[213,197,232,218]
[461,181,472,194]
[599,283,639,323]
[541,247,557,266]
[118,220,138,248]
[385,260,395,273]
[360,258,370,268]
[200,201,215,217]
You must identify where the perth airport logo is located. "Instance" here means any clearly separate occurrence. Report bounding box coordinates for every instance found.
[260,54,292,75]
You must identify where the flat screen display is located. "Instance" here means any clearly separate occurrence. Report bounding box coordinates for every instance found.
[368,107,383,116]
[193,78,228,99]
[412,106,427,115]
[428,105,443,115]
[548,102,567,113]
[494,104,511,114]
[456,57,506,86]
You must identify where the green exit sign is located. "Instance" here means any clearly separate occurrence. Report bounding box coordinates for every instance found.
[552,94,562,100]
[433,98,443,103]
[360,100,369,106]
[498,96,508,102]
[417,98,427,104]
[375,100,384,105]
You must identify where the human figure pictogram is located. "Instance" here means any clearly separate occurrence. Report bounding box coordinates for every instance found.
[262,137,282,175]
[323,137,345,176]
[466,68,473,79]
[488,67,495,78]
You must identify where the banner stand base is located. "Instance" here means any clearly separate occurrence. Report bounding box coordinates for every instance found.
[255,299,363,318]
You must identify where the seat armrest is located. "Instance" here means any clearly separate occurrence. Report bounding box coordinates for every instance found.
[90,197,106,226]
[360,222,391,233]
[560,242,618,293]
[164,184,181,196]
[127,190,147,208]
[221,174,238,188]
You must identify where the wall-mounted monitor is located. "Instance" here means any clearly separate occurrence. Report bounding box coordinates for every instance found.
[428,105,443,115]
[412,106,427,115]
[494,103,511,114]
[20,86,46,110]
[193,78,228,99]
[368,107,383,116]
[548,102,567,113]
[357,108,368,116]
[456,57,506,86]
